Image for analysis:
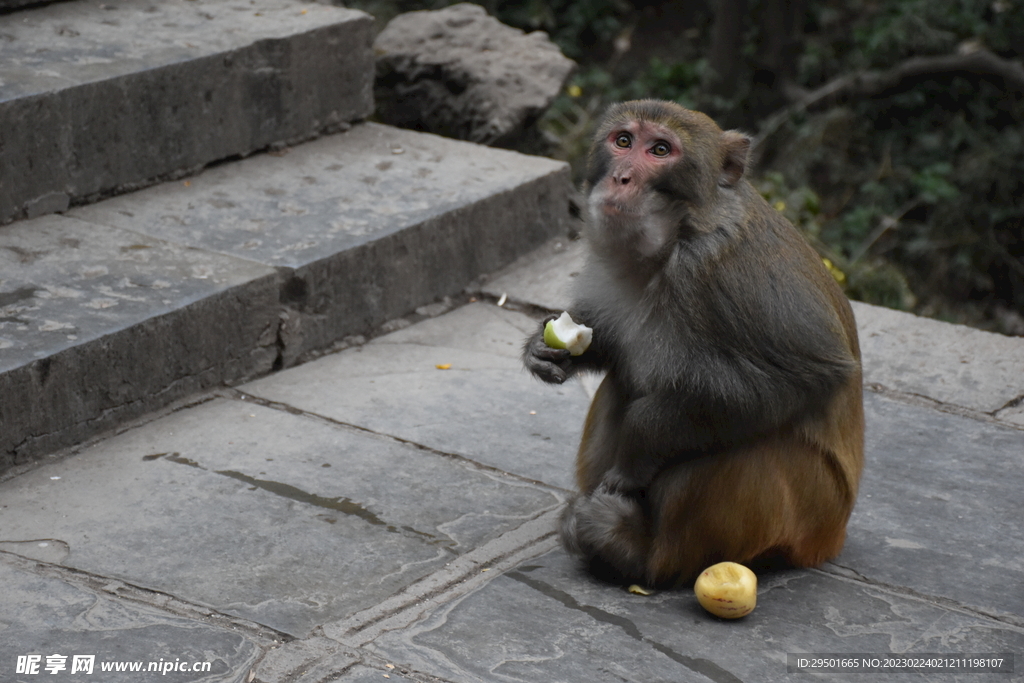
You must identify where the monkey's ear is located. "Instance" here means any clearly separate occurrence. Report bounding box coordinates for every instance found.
[719,130,751,187]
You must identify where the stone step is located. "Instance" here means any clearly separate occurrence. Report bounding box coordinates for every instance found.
[0,122,571,472]
[0,0,374,224]
[0,0,45,11]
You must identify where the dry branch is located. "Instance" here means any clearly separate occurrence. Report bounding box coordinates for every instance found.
[754,45,1024,151]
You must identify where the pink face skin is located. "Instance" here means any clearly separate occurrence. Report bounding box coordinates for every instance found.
[589,119,685,259]
[597,119,683,215]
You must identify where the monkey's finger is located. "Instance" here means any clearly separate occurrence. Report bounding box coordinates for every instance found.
[527,333,572,359]
[532,344,572,361]
[525,357,568,384]
[542,366,568,384]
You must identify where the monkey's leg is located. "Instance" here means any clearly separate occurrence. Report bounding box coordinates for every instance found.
[574,373,626,494]
[562,374,656,583]
[646,434,856,586]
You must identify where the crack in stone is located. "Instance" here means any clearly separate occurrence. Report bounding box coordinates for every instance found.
[0,548,289,644]
[152,452,452,549]
[818,563,1024,629]
[995,393,1024,412]
[224,388,570,493]
[325,512,560,646]
[865,382,1024,431]
[506,570,744,683]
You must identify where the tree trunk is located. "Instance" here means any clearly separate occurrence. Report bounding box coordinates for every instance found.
[749,0,805,118]
[758,0,804,85]
[705,0,749,99]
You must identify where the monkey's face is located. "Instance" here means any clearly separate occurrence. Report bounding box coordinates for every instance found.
[587,118,686,259]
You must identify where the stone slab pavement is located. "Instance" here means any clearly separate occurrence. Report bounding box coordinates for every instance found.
[1,239,1022,683]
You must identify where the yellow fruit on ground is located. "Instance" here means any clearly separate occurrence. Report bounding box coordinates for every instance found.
[694,562,757,619]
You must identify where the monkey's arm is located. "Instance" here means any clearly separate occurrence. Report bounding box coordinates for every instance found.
[602,326,859,493]
[522,314,607,384]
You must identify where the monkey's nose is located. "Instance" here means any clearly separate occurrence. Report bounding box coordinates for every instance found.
[614,173,631,185]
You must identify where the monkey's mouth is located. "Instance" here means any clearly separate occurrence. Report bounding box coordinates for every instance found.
[600,200,643,216]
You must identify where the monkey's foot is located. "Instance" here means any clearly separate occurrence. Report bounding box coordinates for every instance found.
[559,490,651,585]
[595,466,649,499]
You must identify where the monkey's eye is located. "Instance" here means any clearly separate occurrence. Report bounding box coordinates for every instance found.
[651,141,672,157]
[614,133,632,149]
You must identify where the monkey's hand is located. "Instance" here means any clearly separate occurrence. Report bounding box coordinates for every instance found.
[523,317,574,384]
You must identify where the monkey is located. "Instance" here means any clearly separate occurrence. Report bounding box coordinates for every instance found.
[523,100,864,588]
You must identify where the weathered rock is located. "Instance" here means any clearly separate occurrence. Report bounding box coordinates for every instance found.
[374,3,575,148]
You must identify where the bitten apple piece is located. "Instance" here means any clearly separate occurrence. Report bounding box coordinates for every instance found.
[543,312,593,356]
[694,562,757,619]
